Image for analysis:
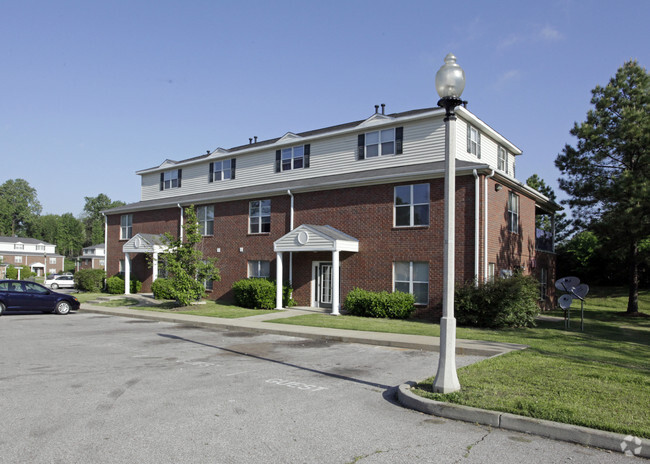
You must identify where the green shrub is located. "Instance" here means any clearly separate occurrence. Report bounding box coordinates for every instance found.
[5,265,33,280]
[75,269,106,292]
[231,278,294,309]
[455,273,540,328]
[151,278,175,300]
[105,275,141,295]
[106,275,125,294]
[343,288,416,319]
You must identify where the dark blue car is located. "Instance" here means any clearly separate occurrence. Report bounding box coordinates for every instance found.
[0,280,80,315]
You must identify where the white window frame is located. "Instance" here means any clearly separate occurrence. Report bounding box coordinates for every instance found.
[281,146,304,171]
[211,159,232,181]
[365,128,395,157]
[163,170,180,190]
[467,125,481,158]
[498,146,508,173]
[197,205,214,236]
[508,192,519,233]
[120,214,133,240]
[249,200,271,234]
[15,256,23,263]
[36,244,45,251]
[119,259,125,273]
[394,184,430,227]
[49,257,57,264]
[488,263,496,283]
[393,261,429,305]
[14,243,24,250]
[248,260,270,278]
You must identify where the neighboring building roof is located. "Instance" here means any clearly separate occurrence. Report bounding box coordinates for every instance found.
[0,251,64,258]
[83,243,105,250]
[0,236,55,246]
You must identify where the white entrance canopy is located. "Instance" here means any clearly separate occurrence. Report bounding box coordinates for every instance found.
[122,233,168,294]
[273,224,359,315]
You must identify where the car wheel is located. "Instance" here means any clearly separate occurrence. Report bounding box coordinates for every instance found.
[55,301,71,315]
[0,302,5,316]
[51,283,59,289]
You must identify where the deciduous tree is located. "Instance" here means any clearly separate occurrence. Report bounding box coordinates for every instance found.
[0,179,42,236]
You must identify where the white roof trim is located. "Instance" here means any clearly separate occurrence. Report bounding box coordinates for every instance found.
[357,113,395,128]
[276,132,303,143]
[457,106,522,155]
[122,233,169,254]
[274,224,359,253]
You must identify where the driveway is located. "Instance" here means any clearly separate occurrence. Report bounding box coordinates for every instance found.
[0,312,641,463]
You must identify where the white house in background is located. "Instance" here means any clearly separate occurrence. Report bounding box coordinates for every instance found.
[0,236,65,276]
[75,243,106,271]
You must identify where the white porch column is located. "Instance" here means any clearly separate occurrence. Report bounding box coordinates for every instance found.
[331,250,340,315]
[152,252,159,283]
[275,252,283,309]
[124,252,131,295]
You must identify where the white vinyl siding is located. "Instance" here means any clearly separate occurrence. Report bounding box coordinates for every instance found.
[139,119,446,202]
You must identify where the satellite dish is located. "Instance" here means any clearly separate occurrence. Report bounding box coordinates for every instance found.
[555,276,580,292]
[559,294,573,310]
[572,284,589,300]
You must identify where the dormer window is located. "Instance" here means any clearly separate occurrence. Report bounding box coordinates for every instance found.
[276,145,310,172]
[14,243,24,250]
[358,127,404,159]
[36,244,45,251]
[209,159,236,182]
[160,169,182,190]
[498,146,508,173]
[357,127,403,160]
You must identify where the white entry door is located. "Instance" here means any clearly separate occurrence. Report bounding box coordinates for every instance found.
[313,262,333,308]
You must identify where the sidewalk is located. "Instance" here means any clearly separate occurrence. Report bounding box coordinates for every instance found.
[79,296,526,357]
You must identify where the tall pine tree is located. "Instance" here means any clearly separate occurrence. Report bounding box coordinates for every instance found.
[555,60,649,314]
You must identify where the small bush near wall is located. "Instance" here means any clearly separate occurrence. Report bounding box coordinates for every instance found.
[151,278,175,300]
[343,288,416,319]
[231,278,295,309]
[106,275,141,295]
[455,274,540,328]
[75,269,106,292]
[5,265,33,280]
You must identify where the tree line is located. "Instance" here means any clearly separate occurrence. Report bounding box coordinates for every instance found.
[0,182,124,258]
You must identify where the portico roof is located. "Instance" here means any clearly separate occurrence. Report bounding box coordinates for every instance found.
[273,224,359,253]
[122,233,168,254]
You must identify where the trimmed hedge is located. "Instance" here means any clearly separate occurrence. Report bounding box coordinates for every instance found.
[151,278,175,300]
[74,269,105,292]
[232,278,295,309]
[343,288,416,319]
[105,275,142,295]
[5,265,33,280]
[455,273,540,328]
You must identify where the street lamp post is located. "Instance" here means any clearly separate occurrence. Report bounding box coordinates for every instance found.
[433,53,466,393]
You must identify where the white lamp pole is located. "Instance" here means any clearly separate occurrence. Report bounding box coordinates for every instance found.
[433,53,465,393]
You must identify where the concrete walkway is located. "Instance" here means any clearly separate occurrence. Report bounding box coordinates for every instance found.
[79,295,525,357]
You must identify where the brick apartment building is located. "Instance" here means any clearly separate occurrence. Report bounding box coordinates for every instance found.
[75,243,105,271]
[103,104,560,314]
[0,236,65,277]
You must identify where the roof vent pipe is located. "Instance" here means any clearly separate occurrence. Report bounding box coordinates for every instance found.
[254,136,258,143]
[374,105,379,114]
[381,103,385,115]
[249,138,253,144]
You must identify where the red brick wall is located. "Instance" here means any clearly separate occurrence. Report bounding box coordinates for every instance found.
[105,174,554,314]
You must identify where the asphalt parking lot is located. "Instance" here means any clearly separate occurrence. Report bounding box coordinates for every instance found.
[0,312,642,464]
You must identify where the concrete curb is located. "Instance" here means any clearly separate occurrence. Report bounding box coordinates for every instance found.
[397,383,650,458]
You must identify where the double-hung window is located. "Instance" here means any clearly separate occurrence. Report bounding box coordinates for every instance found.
[36,244,45,251]
[160,169,182,190]
[394,261,429,305]
[394,184,430,227]
[15,256,23,264]
[249,200,271,234]
[467,124,481,158]
[276,145,310,172]
[197,205,214,236]
[508,192,519,233]
[120,214,133,240]
[49,257,56,265]
[357,127,403,159]
[498,146,508,173]
[14,243,24,250]
[539,267,548,300]
[248,260,270,278]
[209,159,236,182]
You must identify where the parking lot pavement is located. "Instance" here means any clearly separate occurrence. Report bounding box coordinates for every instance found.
[0,312,643,464]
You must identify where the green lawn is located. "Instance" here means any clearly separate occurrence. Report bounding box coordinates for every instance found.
[83,295,277,319]
[272,288,650,438]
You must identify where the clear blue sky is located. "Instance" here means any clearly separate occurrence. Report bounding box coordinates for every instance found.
[2,0,648,216]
